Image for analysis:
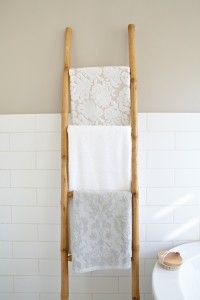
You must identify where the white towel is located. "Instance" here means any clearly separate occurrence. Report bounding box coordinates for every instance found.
[68,126,131,191]
[69,66,130,125]
[70,191,132,273]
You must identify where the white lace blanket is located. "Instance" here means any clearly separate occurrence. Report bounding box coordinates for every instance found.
[69,66,130,125]
[70,191,132,273]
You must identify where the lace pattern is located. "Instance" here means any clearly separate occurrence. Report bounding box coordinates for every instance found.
[70,191,132,273]
[69,66,130,125]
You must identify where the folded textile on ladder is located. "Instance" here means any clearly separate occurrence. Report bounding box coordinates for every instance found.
[68,125,131,191]
[69,66,130,125]
[70,191,132,273]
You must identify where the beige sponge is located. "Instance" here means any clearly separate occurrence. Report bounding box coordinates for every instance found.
[157,250,183,271]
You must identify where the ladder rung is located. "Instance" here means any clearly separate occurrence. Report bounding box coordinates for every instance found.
[67,191,73,198]
[67,254,72,261]
[67,191,134,198]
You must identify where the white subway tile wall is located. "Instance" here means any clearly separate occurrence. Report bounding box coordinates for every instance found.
[0,113,200,299]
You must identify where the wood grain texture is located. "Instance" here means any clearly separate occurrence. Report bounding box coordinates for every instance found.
[128,24,140,300]
[61,27,72,300]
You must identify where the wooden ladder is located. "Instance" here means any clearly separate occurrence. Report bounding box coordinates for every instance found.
[61,24,140,300]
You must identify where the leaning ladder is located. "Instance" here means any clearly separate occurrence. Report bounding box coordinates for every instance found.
[60,24,140,300]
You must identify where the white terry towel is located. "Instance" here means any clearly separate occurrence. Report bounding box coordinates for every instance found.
[70,191,132,273]
[68,125,131,191]
[69,66,130,125]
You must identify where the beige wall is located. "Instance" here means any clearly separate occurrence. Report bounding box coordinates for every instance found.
[0,0,200,113]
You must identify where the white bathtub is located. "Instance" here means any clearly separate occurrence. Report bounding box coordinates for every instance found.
[152,242,200,300]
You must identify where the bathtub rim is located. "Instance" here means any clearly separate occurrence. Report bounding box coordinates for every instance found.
[152,241,200,300]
